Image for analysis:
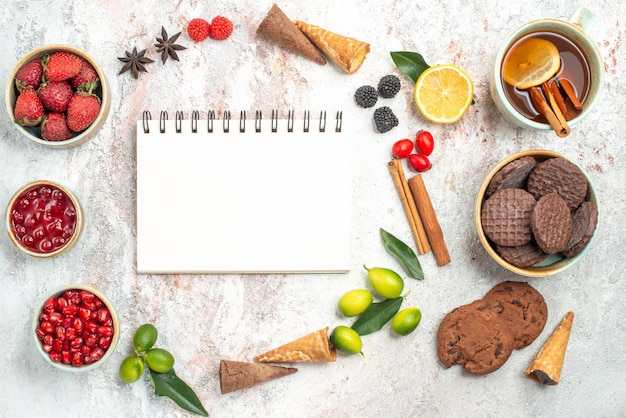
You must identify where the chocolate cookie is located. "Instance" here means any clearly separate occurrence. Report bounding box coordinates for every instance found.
[527,157,588,211]
[481,188,537,247]
[436,300,515,375]
[483,281,548,349]
[563,201,598,257]
[486,156,537,196]
[530,193,573,254]
[495,241,548,268]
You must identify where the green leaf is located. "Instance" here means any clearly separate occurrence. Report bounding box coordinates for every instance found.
[149,368,209,417]
[351,297,403,336]
[380,228,424,280]
[390,51,431,83]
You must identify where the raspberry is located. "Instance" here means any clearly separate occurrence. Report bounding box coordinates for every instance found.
[377,75,401,98]
[209,16,233,40]
[354,85,378,108]
[188,18,211,42]
[373,106,399,133]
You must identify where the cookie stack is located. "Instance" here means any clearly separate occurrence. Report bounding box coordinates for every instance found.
[481,156,597,268]
[436,281,547,375]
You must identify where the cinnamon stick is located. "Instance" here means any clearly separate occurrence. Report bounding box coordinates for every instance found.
[407,174,451,266]
[388,159,430,255]
[529,85,570,137]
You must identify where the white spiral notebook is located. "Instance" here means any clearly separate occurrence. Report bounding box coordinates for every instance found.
[136,110,351,274]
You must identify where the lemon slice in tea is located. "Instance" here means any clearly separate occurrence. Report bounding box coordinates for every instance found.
[502,38,560,89]
[413,64,474,124]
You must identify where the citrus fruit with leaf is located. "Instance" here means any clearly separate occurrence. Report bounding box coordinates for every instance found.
[330,326,363,354]
[365,266,404,299]
[413,64,474,124]
[338,289,374,317]
[145,348,175,373]
[133,323,158,352]
[391,307,422,336]
[502,38,560,89]
[119,355,144,383]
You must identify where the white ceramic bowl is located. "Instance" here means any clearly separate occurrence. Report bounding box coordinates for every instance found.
[33,284,119,372]
[5,44,110,148]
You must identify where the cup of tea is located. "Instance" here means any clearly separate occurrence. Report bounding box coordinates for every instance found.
[490,7,605,134]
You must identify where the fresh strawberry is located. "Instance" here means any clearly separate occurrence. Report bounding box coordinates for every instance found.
[44,52,83,82]
[188,18,211,42]
[209,16,233,40]
[15,58,43,92]
[70,59,99,91]
[38,81,73,112]
[14,89,45,127]
[66,92,101,132]
[41,113,74,142]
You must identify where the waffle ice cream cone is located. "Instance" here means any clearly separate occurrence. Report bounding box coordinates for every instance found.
[219,360,297,394]
[254,327,337,363]
[294,20,370,74]
[256,4,326,65]
[525,311,574,385]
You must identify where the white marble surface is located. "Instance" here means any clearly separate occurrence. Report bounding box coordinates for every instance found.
[1,0,625,417]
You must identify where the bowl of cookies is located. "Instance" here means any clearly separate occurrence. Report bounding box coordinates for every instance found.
[5,44,110,148]
[475,150,598,277]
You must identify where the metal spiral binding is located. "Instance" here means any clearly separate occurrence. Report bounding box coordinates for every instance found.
[303,110,310,133]
[159,111,168,133]
[271,109,278,133]
[240,110,246,133]
[223,110,231,133]
[287,110,294,132]
[142,110,151,133]
[336,110,343,133]
[208,110,215,133]
[319,110,327,133]
[191,110,199,133]
[255,110,262,133]
[175,111,183,133]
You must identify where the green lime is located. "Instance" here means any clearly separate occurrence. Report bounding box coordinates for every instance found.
[338,289,373,317]
[391,307,422,336]
[133,323,158,352]
[119,355,144,383]
[365,266,404,299]
[145,347,175,373]
[330,325,363,355]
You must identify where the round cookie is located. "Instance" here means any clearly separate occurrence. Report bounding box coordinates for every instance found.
[563,201,598,257]
[481,188,537,247]
[530,193,573,254]
[483,281,548,349]
[527,157,588,211]
[495,241,548,268]
[486,156,537,196]
[436,300,515,375]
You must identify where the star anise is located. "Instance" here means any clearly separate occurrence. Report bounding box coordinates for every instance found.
[118,47,154,79]
[155,26,186,64]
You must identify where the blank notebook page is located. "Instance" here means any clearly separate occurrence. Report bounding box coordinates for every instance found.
[136,115,352,274]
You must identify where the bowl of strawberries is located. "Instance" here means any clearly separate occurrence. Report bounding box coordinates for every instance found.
[5,45,110,148]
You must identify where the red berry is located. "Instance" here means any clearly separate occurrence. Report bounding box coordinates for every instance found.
[188,18,211,42]
[66,92,101,132]
[38,81,73,112]
[209,16,233,40]
[14,89,44,127]
[391,138,414,159]
[44,51,83,82]
[15,58,43,92]
[41,113,75,142]
[70,59,99,91]
[415,130,434,156]
[408,154,432,172]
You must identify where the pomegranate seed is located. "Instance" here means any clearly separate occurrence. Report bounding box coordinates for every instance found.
[96,307,110,323]
[97,326,114,337]
[90,347,104,362]
[81,300,96,311]
[43,297,58,312]
[55,326,66,340]
[42,344,53,353]
[99,336,112,349]
[94,298,103,308]
[39,313,50,323]
[53,339,63,352]
[84,320,98,333]
[62,290,76,300]
[61,317,72,328]
[49,351,62,363]
[79,291,95,302]
[65,327,77,341]
[78,307,91,320]
[57,297,68,309]
[62,340,70,351]
[70,337,83,350]
[73,317,83,331]
[72,352,84,366]
[85,333,98,347]
[81,345,91,356]
[35,327,46,340]
[49,312,63,325]
[40,321,54,334]
[62,305,77,316]
[43,335,54,346]
[61,351,71,364]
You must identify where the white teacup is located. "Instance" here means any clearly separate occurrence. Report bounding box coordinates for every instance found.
[490,7,605,131]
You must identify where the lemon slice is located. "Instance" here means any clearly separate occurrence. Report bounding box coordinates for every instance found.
[502,38,560,89]
[413,64,474,124]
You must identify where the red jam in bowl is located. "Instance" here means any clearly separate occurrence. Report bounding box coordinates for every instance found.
[9,183,78,254]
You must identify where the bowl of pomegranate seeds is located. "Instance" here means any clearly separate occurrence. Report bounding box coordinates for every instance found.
[5,44,110,148]
[5,180,83,257]
[33,284,119,371]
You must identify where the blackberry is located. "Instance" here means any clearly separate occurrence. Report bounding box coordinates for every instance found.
[373,106,399,133]
[377,75,401,98]
[354,85,378,108]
